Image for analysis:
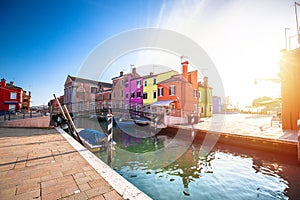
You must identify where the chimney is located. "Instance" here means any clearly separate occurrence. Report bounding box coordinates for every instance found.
[181,56,188,80]
[203,76,208,87]
[150,72,153,76]
[132,67,136,75]
[120,71,124,76]
[29,91,31,97]
[1,78,6,87]
[10,81,14,85]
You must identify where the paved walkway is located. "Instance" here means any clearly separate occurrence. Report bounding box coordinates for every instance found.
[0,128,123,200]
[178,114,299,142]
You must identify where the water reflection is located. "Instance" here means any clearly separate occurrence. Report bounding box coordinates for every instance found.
[75,117,300,199]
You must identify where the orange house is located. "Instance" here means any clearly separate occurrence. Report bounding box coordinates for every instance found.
[156,59,198,117]
[280,48,300,130]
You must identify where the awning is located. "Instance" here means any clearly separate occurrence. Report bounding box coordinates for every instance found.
[4,101,19,105]
[151,100,175,107]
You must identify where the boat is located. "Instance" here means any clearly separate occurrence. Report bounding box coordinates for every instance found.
[77,128,108,152]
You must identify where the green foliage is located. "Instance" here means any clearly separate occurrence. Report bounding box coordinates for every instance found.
[252,96,281,112]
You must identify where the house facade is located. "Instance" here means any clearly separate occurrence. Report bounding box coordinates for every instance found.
[198,77,213,117]
[143,70,178,107]
[129,76,143,111]
[123,68,140,110]
[96,89,112,110]
[64,75,112,113]
[0,78,31,112]
[154,60,199,119]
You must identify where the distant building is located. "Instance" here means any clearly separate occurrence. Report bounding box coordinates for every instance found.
[198,77,213,117]
[64,75,112,113]
[0,78,31,112]
[22,91,31,111]
[96,89,112,110]
[280,48,300,130]
[212,96,222,114]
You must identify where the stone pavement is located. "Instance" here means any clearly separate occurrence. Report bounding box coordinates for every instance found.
[0,127,123,200]
[182,114,299,142]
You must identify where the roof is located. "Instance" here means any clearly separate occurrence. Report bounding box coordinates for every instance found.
[151,100,175,107]
[68,75,112,88]
[5,83,22,90]
[159,75,189,84]
[142,70,178,79]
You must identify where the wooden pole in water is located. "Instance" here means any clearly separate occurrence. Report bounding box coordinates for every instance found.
[107,113,113,166]
[53,94,67,119]
[63,105,83,145]
[53,94,83,144]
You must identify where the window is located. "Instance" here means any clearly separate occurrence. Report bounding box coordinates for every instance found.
[125,82,128,88]
[137,91,141,98]
[143,93,148,99]
[9,104,15,111]
[194,104,197,112]
[153,91,157,99]
[113,92,116,98]
[158,87,164,97]
[91,87,98,94]
[144,80,147,86]
[126,93,129,99]
[169,85,176,96]
[10,92,17,99]
[130,92,135,98]
[153,78,157,84]
[121,80,124,86]
[120,90,123,97]
[102,95,105,100]
[194,89,197,98]
[113,81,116,87]
[137,80,141,88]
[108,94,112,100]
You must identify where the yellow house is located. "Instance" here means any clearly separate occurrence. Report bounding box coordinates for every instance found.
[143,70,178,105]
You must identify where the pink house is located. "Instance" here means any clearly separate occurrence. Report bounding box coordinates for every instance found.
[129,76,143,112]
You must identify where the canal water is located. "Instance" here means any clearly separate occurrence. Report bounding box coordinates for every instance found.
[75,116,300,199]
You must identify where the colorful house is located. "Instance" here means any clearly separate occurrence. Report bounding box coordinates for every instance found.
[198,77,213,117]
[142,70,178,107]
[111,71,125,110]
[212,96,222,114]
[280,48,300,130]
[129,76,143,111]
[154,59,199,121]
[123,67,140,110]
[0,78,31,112]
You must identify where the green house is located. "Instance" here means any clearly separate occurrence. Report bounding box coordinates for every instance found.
[198,77,213,118]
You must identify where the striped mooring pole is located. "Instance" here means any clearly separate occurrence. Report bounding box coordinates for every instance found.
[107,113,113,166]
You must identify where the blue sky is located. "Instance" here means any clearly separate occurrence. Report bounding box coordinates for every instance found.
[0,0,296,106]
[0,0,161,105]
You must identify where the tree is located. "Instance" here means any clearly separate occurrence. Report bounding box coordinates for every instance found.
[252,96,281,113]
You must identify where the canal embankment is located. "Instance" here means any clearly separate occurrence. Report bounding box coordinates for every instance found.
[0,126,151,200]
[168,114,299,160]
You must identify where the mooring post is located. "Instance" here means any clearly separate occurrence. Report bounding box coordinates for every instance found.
[297,117,300,163]
[107,113,113,166]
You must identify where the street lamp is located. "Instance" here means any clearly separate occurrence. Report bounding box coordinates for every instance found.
[285,27,290,50]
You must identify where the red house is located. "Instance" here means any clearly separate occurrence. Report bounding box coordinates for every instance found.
[0,78,23,112]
